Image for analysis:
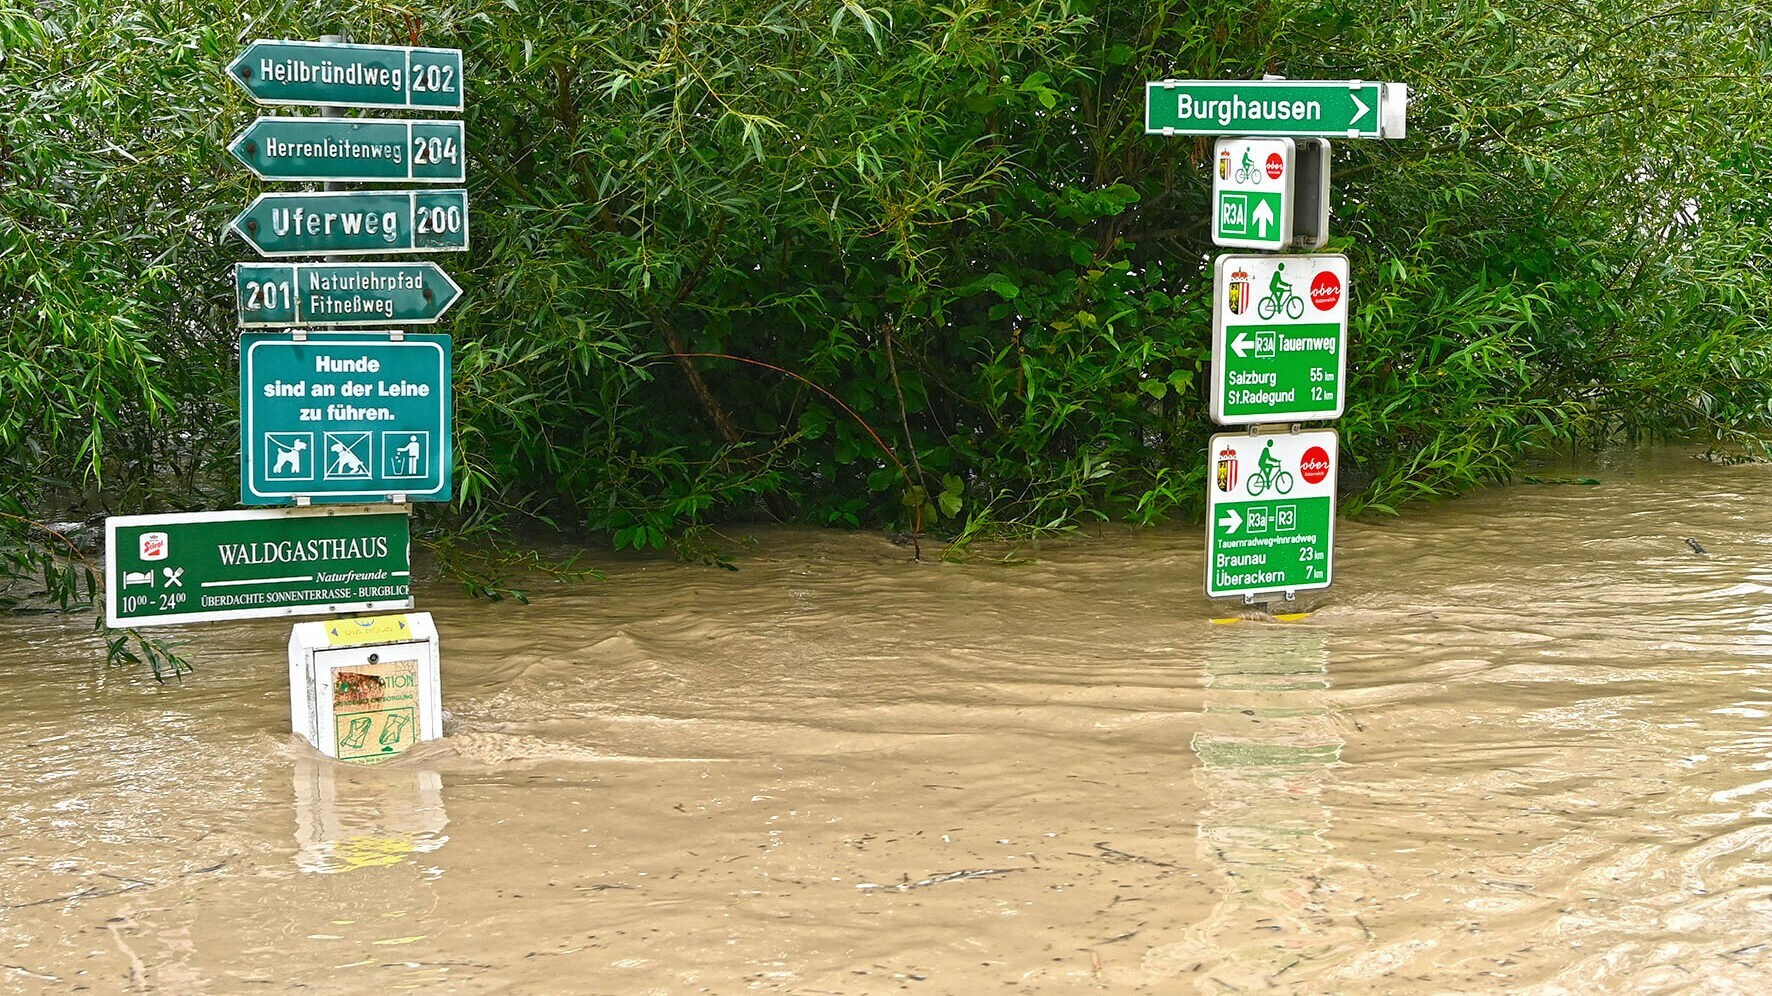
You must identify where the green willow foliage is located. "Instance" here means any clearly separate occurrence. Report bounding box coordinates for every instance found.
[4,1,1771,595]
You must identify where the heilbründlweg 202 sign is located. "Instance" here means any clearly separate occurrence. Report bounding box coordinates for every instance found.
[106,506,412,627]
[229,39,463,111]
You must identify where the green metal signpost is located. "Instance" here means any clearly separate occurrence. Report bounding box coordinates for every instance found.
[1211,254,1349,425]
[229,117,465,183]
[1205,429,1337,600]
[1146,79,1405,139]
[240,332,452,505]
[235,262,463,327]
[229,39,463,111]
[105,506,412,627]
[230,190,468,257]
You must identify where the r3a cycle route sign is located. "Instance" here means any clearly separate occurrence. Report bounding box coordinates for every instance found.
[1205,429,1337,600]
[105,505,412,627]
[1211,253,1349,425]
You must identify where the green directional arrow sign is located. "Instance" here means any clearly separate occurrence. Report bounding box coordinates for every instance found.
[1146,79,1405,138]
[230,190,468,257]
[1212,137,1294,250]
[229,117,465,183]
[240,332,452,505]
[1205,430,1337,600]
[106,505,412,627]
[236,262,463,327]
[229,39,463,111]
[1211,254,1349,425]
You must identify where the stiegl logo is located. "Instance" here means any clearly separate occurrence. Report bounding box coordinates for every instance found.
[139,532,168,561]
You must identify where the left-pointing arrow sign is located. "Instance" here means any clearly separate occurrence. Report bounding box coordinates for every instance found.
[236,262,464,327]
[229,190,468,258]
[229,117,465,183]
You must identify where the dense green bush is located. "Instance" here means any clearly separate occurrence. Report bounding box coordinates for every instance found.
[4,0,1770,587]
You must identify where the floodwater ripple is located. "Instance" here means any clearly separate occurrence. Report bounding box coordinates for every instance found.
[3,448,1772,991]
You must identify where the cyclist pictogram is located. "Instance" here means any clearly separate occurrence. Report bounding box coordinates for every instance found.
[1247,440,1295,496]
[1257,262,1305,319]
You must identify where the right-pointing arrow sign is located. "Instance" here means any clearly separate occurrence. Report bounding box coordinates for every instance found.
[1348,93,1370,127]
[1217,508,1243,534]
[235,262,464,327]
[1145,80,1405,139]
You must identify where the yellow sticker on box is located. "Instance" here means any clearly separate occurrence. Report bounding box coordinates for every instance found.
[326,614,414,647]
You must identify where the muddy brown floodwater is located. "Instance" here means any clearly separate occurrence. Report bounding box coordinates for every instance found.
[5,448,1772,993]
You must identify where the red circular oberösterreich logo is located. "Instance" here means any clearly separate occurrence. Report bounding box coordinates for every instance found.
[1265,152,1284,180]
[1310,271,1342,311]
[1300,446,1331,485]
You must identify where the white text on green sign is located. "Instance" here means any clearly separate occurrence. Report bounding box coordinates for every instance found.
[1205,430,1337,599]
[105,505,412,627]
[1145,80,1406,139]
[1211,254,1349,425]
[230,190,468,257]
[229,40,463,111]
[229,118,465,183]
[1212,137,1293,250]
[235,262,463,327]
[240,333,453,505]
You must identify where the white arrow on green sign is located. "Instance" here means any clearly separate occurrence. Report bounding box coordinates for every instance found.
[1145,79,1406,139]
[229,117,465,183]
[236,262,463,328]
[1212,137,1294,250]
[229,189,468,257]
[105,505,412,627]
[240,332,452,505]
[1205,429,1337,599]
[229,39,463,111]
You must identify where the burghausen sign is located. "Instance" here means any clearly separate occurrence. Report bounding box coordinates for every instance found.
[230,190,468,257]
[1145,79,1407,139]
[1205,429,1337,599]
[229,117,465,183]
[240,332,452,505]
[105,505,412,627]
[229,39,463,112]
[1211,253,1349,425]
[236,262,463,327]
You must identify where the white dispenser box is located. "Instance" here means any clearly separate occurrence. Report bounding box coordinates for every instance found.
[289,612,442,761]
